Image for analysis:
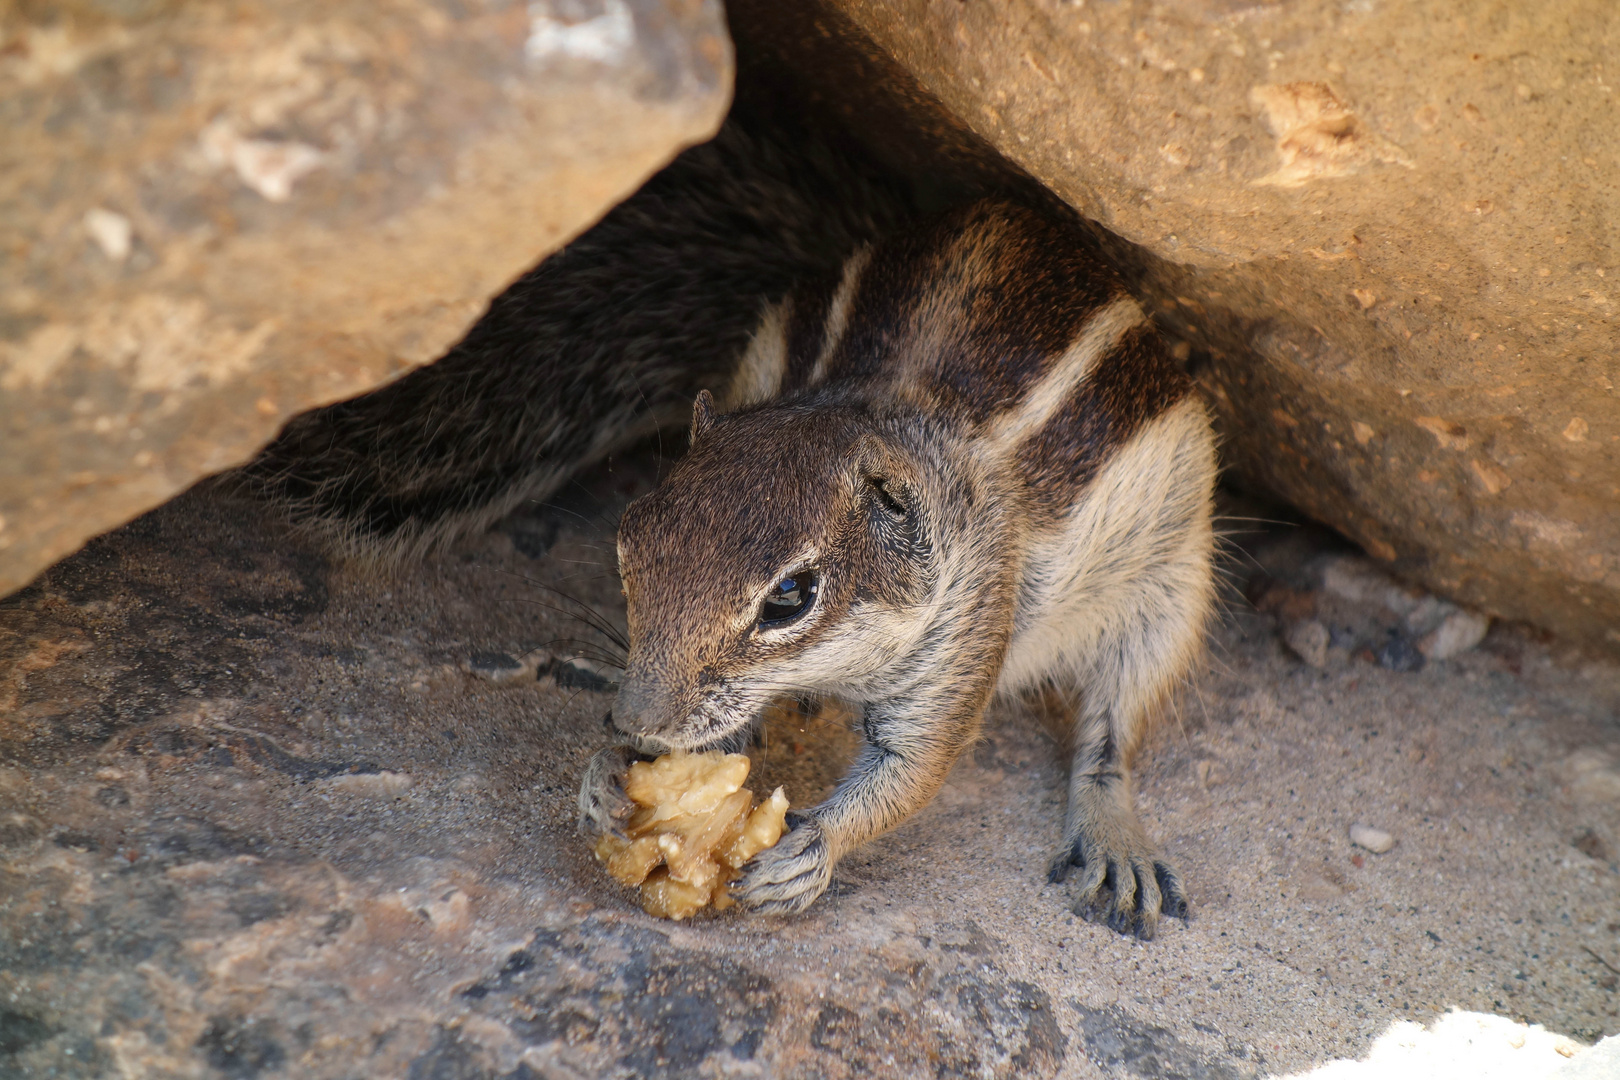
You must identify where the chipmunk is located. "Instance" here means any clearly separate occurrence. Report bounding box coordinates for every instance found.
[243,120,1215,938]
[579,199,1215,938]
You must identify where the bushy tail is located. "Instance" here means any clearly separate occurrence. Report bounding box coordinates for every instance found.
[233,116,909,563]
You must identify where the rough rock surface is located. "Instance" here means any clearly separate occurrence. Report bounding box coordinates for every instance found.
[809,0,1619,656]
[2,458,1616,1078]
[0,0,730,597]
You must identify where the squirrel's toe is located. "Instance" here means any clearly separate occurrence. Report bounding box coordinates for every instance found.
[731,818,833,914]
[1056,832,1189,939]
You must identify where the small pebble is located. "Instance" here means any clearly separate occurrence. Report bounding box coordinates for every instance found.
[1376,635,1425,672]
[1283,619,1331,668]
[1403,594,1450,635]
[1571,827,1615,864]
[1560,749,1620,804]
[1320,558,1423,615]
[1418,609,1490,660]
[1349,823,1396,853]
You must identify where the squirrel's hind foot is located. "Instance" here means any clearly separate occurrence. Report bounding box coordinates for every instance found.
[1049,813,1189,940]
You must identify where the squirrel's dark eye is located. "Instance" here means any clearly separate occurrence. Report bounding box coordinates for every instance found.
[759,570,818,626]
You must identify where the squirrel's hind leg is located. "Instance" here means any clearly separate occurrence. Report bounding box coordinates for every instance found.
[1048,698,1191,940]
[1037,406,1217,939]
[1046,567,1210,937]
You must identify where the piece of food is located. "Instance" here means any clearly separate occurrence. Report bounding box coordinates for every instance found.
[593,750,789,919]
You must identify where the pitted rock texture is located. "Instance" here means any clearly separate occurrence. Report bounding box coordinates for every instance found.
[800,0,1619,657]
[1,460,1616,1078]
[0,0,730,597]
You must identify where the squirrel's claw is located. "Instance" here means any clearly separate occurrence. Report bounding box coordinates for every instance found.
[577,745,638,837]
[730,814,833,915]
[1051,826,1188,941]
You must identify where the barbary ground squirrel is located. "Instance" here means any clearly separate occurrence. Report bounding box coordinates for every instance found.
[242,120,1216,939]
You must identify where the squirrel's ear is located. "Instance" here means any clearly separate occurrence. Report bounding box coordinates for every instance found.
[689,389,717,446]
[852,434,912,516]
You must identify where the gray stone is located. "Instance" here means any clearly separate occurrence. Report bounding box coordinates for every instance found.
[1377,635,1427,673]
[1418,610,1492,661]
[1321,558,1424,616]
[0,0,731,597]
[1402,595,1452,637]
[1284,619,1331,668]
[1072,1004,1252,1079]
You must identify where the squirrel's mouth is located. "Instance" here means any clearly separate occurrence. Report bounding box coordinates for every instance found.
[666,705,761,755]
[609,683,761,754]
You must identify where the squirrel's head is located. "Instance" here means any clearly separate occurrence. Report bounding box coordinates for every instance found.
[611,392,935,749]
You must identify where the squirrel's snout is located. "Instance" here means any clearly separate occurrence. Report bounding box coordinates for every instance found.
[609,680,672,740]
[610,712,655,739]
[604,703,675,757]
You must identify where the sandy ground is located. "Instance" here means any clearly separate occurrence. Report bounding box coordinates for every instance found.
[1,454,1616,1079]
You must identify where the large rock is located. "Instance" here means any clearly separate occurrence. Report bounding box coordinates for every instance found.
[0,0,731,597]
[809,0,1619,656]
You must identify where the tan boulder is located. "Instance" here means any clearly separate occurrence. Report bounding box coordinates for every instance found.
[0,0,731,596]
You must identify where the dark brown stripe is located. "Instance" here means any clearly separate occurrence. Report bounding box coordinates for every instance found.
[781,271,840,393]
[926,204,1123,422]
[821,219,948,384]
[1016,324,1193,508]
[821,201,1124,422]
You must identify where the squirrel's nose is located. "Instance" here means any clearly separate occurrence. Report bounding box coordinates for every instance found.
[608,681,663,738]
[606,709,646,738]
[603,704,673,757]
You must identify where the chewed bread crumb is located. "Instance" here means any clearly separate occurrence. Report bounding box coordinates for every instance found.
[594,750,789,919]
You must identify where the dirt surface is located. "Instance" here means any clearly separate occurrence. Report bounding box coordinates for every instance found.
[1,457,1616,1078]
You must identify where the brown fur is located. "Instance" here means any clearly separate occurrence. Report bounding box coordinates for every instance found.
[582,199,1216,937]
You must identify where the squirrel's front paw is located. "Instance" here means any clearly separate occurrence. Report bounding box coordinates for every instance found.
[577,745,638,836]
[1048,816,1188,940]
[731,813,833,916]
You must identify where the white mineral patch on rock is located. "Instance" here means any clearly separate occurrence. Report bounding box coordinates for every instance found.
[1283,1010,1588,1079]
[84,208,133,262]
[322,770,413,796]
[200,120,327,203]
[526,0,635,63]
[1249,82,1412,188]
